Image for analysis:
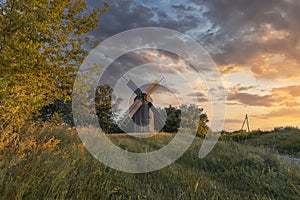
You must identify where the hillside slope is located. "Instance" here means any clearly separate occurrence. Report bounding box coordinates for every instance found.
[1,125,299,199]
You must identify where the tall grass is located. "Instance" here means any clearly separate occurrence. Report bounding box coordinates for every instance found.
[0,124,299,199]
[221,129,300,157]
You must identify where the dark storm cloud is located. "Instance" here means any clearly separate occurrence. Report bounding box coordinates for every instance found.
[171,4,195,12]
[88,0,205,40]
[98,51,154,86]
[88,1,157,39]
[98,49,195,87]
[89,0,300,79]
[190,0,300,78]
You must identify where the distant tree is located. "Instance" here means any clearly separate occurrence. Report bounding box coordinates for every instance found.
[159,104,208,137]
[161,105,181,133]
[95,85,122,133]
[196,109,209,137]
[36,84,122,132]
[0,0,108,133]
[179,104,209,137]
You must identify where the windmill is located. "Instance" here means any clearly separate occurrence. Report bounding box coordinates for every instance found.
[120,75,166,133]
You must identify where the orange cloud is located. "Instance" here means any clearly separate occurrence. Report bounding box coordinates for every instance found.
[250,53,300,80]
[218,64,243,76]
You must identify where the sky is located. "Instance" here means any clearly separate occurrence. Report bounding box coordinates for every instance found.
[86,0,300,131]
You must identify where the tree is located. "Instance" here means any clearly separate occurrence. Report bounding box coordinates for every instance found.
[95,85,121,133]
[161,105,181,133]
[160,104,209,137]
[0,0,108,133]
[179,104,209,137]
[196,109,209,137]
[36,99,74,126]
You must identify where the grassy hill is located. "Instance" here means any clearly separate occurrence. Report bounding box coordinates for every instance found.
[1,124,299,199]
[221,128,300,158]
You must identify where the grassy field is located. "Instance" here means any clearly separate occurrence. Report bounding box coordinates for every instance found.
[221,128,300,158]
[0,124,300,199]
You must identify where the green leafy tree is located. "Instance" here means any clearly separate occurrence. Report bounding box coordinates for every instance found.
[36,99,74,126]
[196,109,209,137]
[159,104,208,137]
[0,0,108,133]
[95,85,121,133]
[161,105,181,133]
[179,104,209,137]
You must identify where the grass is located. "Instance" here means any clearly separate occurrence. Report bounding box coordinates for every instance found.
[221,128,300,157]
[0,124,299,199]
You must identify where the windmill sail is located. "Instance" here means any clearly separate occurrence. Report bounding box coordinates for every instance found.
[118,75,167,133]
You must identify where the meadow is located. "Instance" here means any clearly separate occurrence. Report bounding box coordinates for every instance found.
[221,128,300,158]
[0,124,299,199]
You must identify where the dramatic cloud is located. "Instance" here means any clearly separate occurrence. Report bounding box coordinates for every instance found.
[228,84,300,107]
[228,93,274,107]
[89,0,206,40]
[190,0,300,79]
[90,0,300,80]
[87,0,300,130]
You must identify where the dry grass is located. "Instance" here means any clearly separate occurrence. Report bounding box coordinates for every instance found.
[0,124,299,199]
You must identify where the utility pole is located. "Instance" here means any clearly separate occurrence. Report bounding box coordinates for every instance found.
[241,114,250,132]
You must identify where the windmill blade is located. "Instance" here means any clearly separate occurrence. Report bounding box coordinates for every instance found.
[119,99,143,129]
[119,114,132,129]
[128,99,143,117]
[128,80,143,96]
[149,103,165,129]
[146,82,160,96]
[145,75,166,96]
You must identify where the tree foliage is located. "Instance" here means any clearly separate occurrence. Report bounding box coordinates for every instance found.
[162,104,209,137]
[95,85,122,133]
[0,0,108,132]
[160,105,181,133]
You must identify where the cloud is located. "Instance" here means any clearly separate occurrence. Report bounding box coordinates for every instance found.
[187,92,206,97]
[228,92,274,107]
[272,85,300,97]
[171,4,196,12]
[186,92,209,102]
[257,107,300,119]
[231,84,256,92]
[190,0,300,80]
[98,51,154,86]
[88,1,157,39]
[90,0,300,81]
[218,64,243,75]
[89,0,205,40]
[228,84,300,107]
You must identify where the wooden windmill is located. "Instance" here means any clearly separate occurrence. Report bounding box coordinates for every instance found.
[120,76,166,132]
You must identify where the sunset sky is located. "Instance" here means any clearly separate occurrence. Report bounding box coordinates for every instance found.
[87,0,300,131]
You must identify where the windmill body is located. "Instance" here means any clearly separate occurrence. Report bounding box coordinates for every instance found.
[131,93,152,132]
[120,76,166,133]
[132,93,151,126]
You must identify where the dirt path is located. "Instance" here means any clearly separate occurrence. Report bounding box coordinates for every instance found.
[278,155,300,165]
